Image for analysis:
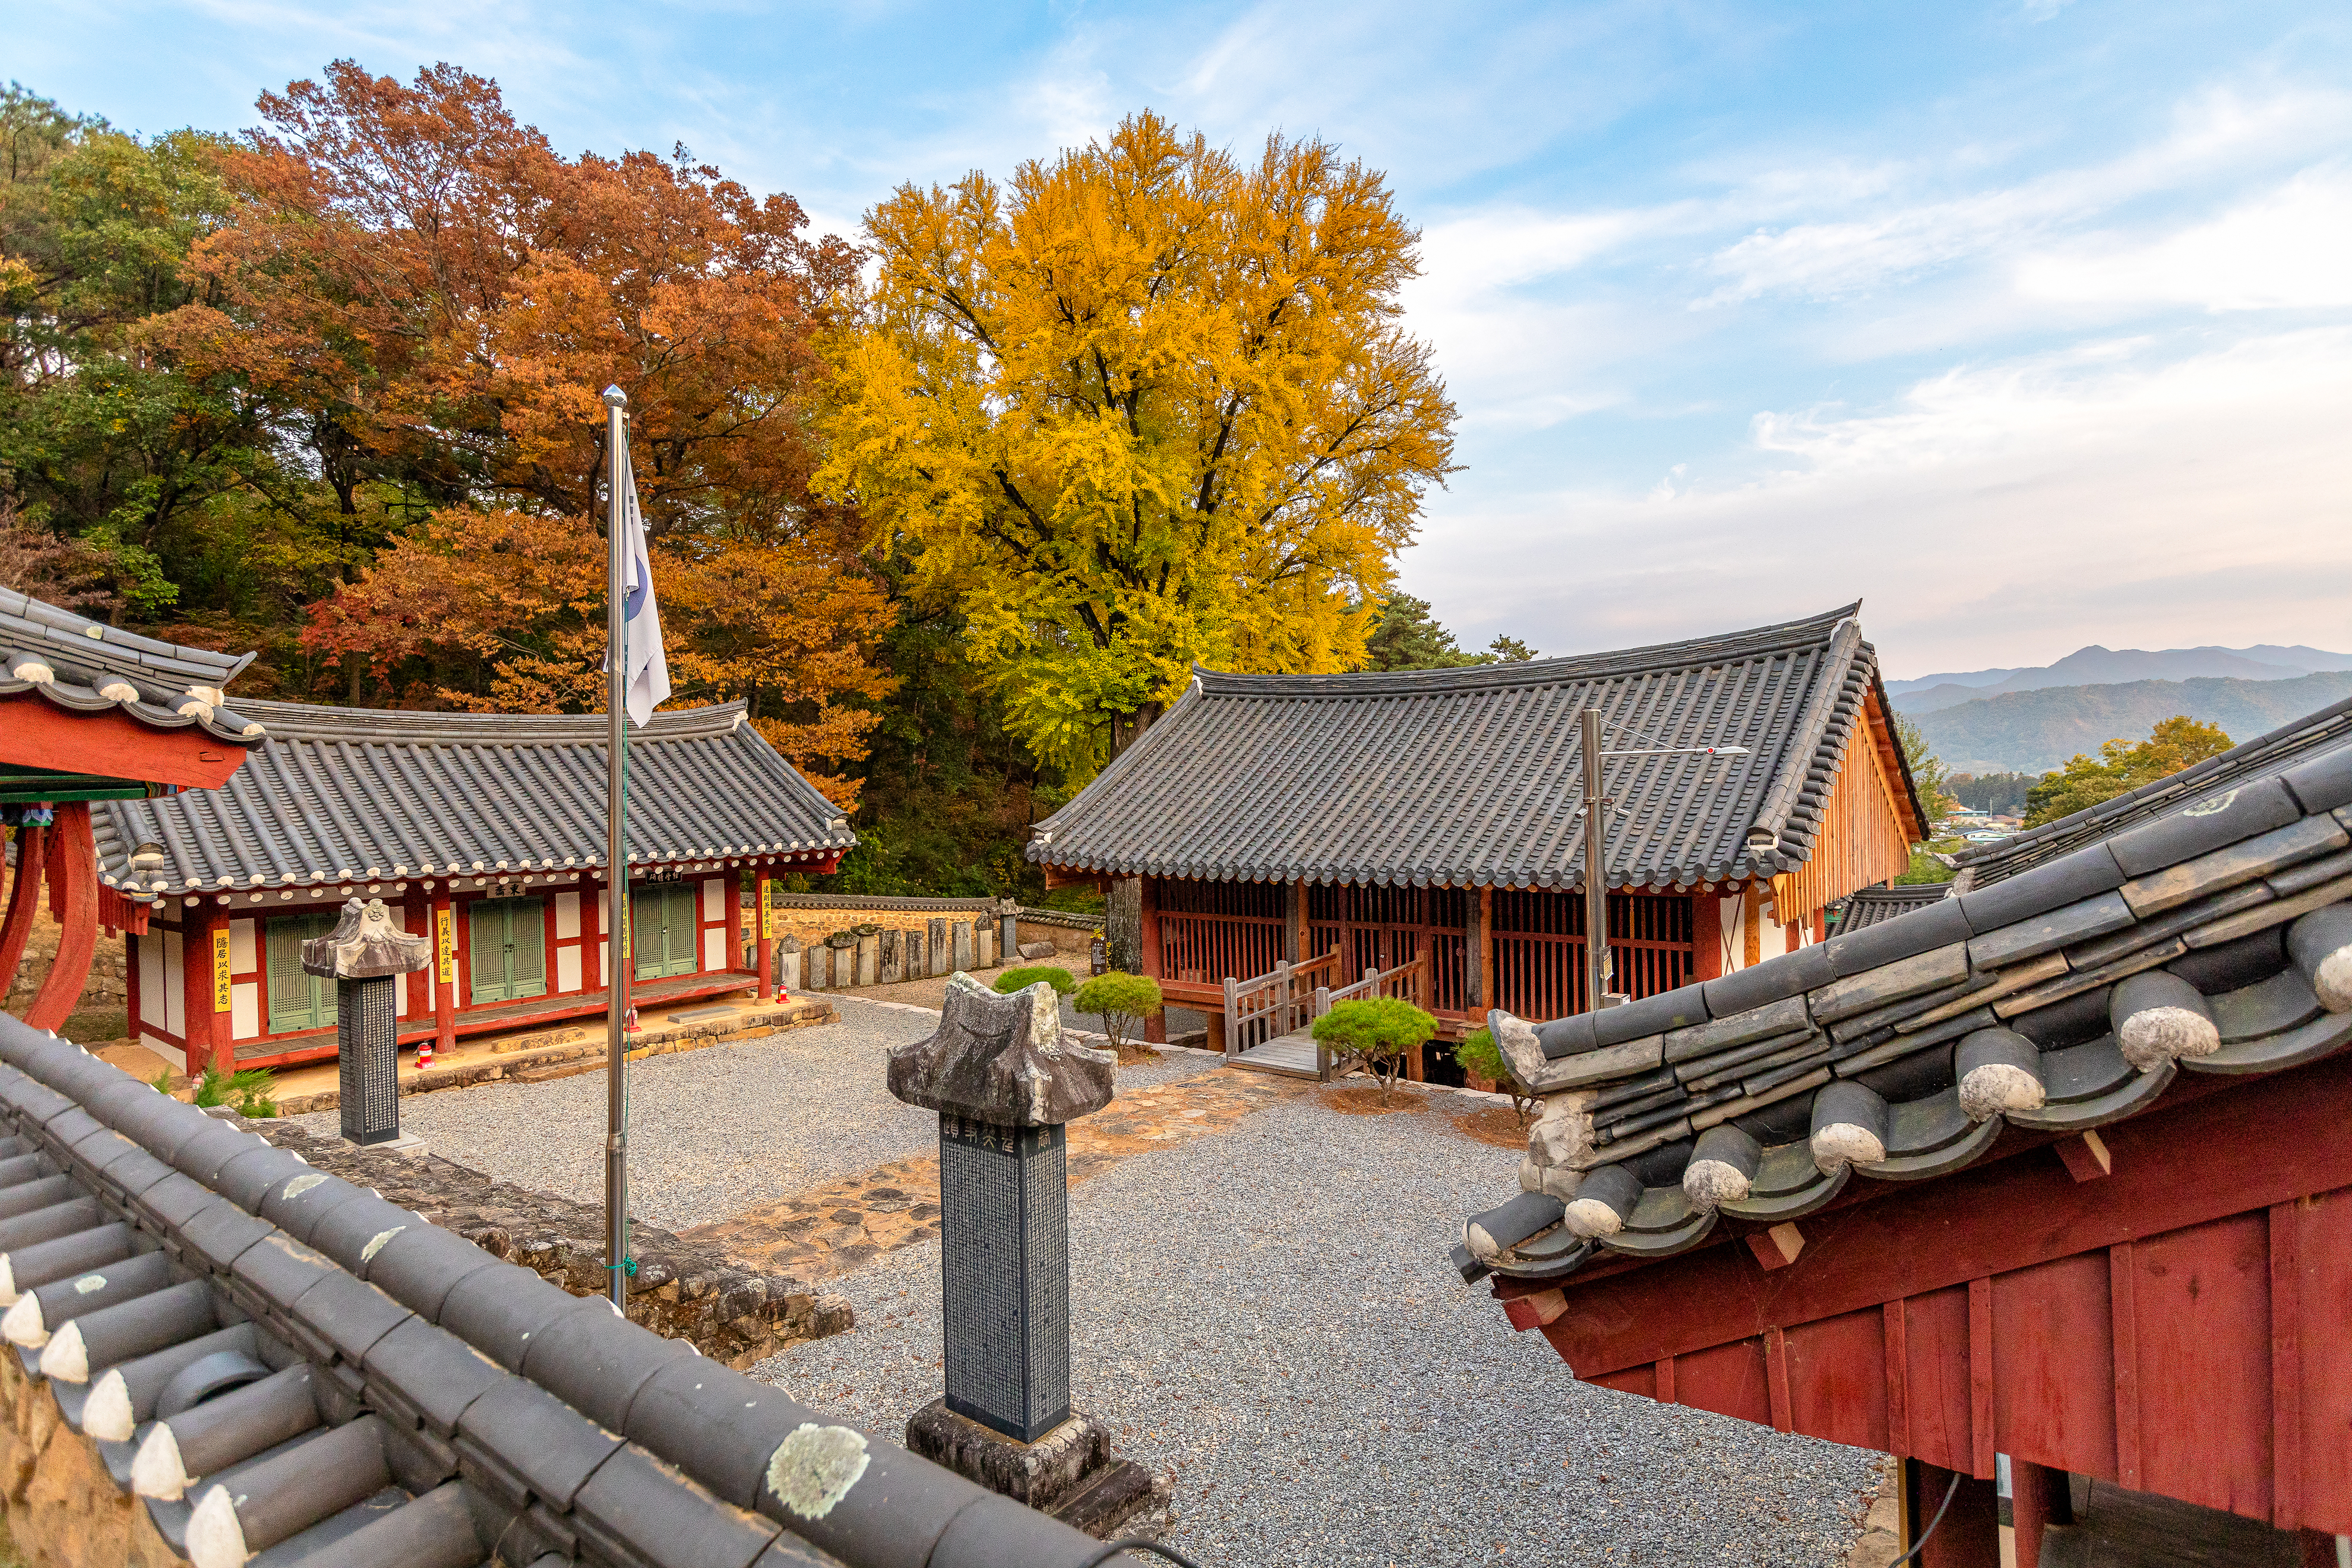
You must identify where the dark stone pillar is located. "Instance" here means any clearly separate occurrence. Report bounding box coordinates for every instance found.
[890,975,1165,1537]
[938,1117,1067,1440]
[304,899,431,1153]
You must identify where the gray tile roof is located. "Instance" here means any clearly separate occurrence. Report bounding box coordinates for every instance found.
[1835,883,1952,930]
[92,700,854,896]
[0,589,263,746]
[0,1011,1102,1568]
[1028,603,1923,890]
[1458,697,2352,1286]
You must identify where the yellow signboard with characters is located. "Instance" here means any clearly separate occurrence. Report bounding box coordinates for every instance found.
[436,906,456,984]
[211,929,231,1012]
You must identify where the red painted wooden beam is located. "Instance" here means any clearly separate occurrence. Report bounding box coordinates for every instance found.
[1523,1055,2352,1377]
[26,804,97,1031]
[0,824,46,1003]
[0,692,249,790]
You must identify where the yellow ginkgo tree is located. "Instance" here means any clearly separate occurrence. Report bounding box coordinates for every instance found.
[817,110,1458,780]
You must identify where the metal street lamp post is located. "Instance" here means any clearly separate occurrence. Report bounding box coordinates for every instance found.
[1578,707,1749,1014]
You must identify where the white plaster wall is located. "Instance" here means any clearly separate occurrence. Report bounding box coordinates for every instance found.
[557,947,582,992]
[702,926,725,972]
[228,918,256,973]
[141,1034,184,1073]
[701,877,724,921]
[162,930,185,1038]
[555,891,580,939]
[138,937,166,1026]
[231,982,260,1041]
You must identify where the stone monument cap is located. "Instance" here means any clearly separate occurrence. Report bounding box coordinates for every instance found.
[302,897,432,979]
[888,972,1114,1126]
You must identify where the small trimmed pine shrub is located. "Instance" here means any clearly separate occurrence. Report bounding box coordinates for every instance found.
[1454,1028,1534,1126]
[1071,972,1162,1058]
[993,965,1075,996]
[1311,997,1436,1104]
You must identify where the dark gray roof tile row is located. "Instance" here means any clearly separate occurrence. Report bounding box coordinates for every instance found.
[1028,603,1924,890]
[91,700,855,896]
[2,589,263,747]
[1459,701,2352,1285]
[0,1007,1104,1568]
[1835,883,1952,931]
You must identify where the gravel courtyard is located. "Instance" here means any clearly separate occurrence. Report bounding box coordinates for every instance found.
[325,996,1879,1566]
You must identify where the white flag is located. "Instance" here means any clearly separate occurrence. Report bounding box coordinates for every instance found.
[613,438,672,727]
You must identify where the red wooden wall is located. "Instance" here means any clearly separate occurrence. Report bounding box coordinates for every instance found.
[1496,1054,2352,1537]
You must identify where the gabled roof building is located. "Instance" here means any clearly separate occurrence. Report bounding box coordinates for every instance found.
[1028,605,1928,1073]
[99,700,853,1076]
[1457,694,2352,1564]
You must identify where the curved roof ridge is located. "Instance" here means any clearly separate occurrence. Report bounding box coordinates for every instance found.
[230,697,752,745]
[1191,602,1863,700]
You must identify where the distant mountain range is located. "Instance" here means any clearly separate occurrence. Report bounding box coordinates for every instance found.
[1889,644,2352,714]
[1909,672,2352,776]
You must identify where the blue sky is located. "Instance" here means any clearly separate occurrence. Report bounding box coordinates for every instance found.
[18,1,2351,676]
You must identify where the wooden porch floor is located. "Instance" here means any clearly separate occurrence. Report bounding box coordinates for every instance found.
[1229,1028,1325,1080]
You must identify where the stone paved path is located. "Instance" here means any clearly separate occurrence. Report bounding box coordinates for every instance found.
[683,1066,1309,1281]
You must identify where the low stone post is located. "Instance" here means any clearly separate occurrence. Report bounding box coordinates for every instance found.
[779,935,802,994]
[975,924,995,970]
[951,920,975,972]
[856,928,880,987]
[905,929,925,980]
[928,918,950,978]
[880,928,905,986]
[889,975,1163,1535]
[997,899,1020,969]
[806,943,829,990]
[301,899,431,1152]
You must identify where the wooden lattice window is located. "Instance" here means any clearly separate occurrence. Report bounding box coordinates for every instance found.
[1488,889,1694,1023]
[1306,883,1469,1014]
[1155,879,1286,984]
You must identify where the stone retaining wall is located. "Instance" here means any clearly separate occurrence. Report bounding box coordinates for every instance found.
[0,1353,182,1568]
[252,1115,855,1369]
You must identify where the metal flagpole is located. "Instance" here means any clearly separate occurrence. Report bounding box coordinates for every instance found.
[603,385,630,1311]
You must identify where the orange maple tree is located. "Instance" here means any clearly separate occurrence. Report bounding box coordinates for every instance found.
[161,62,890,798]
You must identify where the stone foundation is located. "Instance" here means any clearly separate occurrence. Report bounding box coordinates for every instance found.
[0,1352,180,1568]
[253,1117,853,1368]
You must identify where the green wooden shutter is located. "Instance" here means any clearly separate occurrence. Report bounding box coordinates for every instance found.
[266,918,311,1033]
[634,892,666,981]
[669,884,698,976]
[266,915,335,1033]
[469,901,505,1006]
[508,899,546,998]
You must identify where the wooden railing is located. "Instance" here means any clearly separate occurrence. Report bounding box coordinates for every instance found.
[1223,951,1429,1080]
[1221,951,1339,1056]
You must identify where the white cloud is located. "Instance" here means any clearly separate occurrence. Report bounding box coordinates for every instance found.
[1414,327,2352,672]
[2016,166,2352,311]
[1698,85,2352,305]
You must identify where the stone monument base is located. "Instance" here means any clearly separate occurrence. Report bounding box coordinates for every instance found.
[906,1398,1168,1540]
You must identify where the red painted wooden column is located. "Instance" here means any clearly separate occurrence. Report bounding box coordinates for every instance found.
[26,804,98,1032]
[754,864,773,998]
[431,887,457,1060]
[0,823,46,1008]
[183,903,227,1076]
[1139,877,1166,1045]
[1909,1459,1999,1568]
[2008,1458,2070,1568]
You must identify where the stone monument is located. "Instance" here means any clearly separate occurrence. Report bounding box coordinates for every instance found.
[887,972,1165,1536]
[301,898,431,1152]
